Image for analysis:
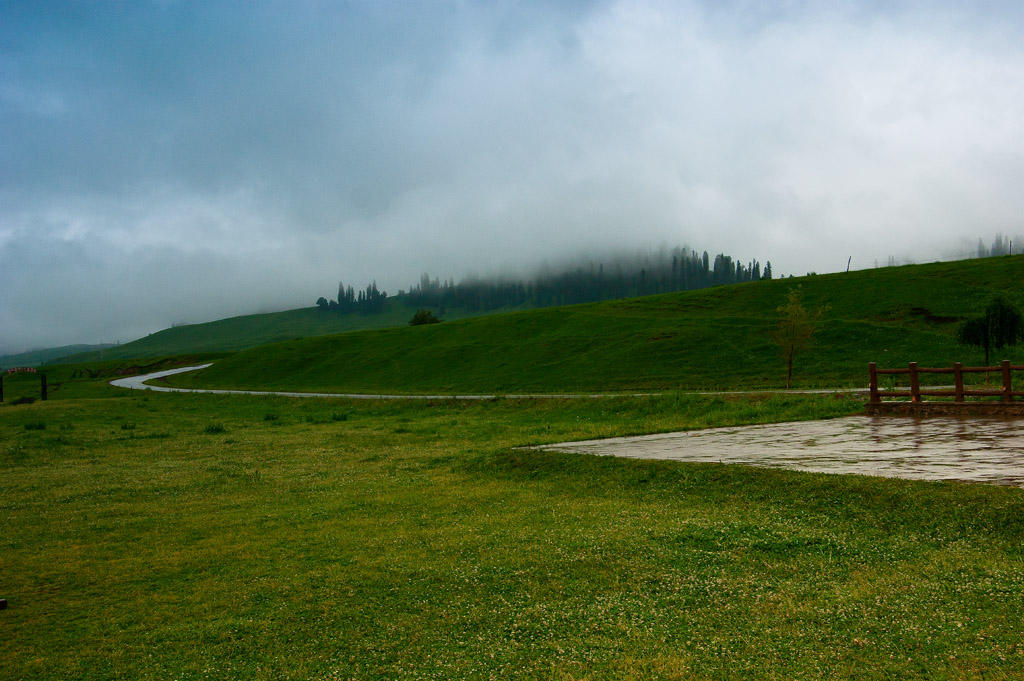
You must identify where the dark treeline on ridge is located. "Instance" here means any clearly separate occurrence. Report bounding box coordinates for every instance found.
[318,246,772,316]
[317,281,387,314]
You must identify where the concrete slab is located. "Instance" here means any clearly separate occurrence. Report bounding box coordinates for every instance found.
[539,415,1024,487]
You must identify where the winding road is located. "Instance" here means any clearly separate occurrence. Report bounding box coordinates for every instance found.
[110,366,864,399]
[108,364,655,400]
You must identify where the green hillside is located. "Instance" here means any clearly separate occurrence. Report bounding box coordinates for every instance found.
[168,256,1024,393]
[57,300,450,363]
[0,344,115,370]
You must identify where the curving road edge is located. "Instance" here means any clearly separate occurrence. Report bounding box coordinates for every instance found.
[109,364,642,400]
[111,365,868,401]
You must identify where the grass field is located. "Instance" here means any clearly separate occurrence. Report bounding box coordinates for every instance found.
[166,256,1024,394]
[5,257,1024,678]
[3,387,1024,679]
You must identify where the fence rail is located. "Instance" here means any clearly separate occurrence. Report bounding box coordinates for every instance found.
[869,360,1024,404]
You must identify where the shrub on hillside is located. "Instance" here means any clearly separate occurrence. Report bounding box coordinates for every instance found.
[409,309,442,326]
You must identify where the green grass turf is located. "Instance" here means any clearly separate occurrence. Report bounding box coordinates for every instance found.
[3,390,1023,679]
[167,256,1024,394]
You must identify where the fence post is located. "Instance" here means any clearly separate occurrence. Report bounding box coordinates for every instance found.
[868,362,879,403]
[909,362,920,402]
[1002,360,1012,403]
[41,374,47,401]
[954,362,964,402]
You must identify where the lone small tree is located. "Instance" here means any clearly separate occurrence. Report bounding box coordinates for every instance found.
[772,287,827,389]
[956,295,1024,366]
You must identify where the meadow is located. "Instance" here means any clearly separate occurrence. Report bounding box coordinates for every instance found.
[5,257,1024,679]
[3,383,1024,679]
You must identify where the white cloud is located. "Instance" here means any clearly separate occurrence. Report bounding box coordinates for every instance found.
[3,0,1024,352]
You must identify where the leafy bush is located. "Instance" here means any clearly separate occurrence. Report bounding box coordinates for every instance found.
[408,309,441,326]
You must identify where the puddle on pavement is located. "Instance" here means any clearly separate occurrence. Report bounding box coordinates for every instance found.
[539,415,1024,486]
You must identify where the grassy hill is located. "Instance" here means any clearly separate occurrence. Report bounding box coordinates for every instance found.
[167,256,1024,393]
[57,296,544,365]
[56,300,453,363]
[0,344,116,370]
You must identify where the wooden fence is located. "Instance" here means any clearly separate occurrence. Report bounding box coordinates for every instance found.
[869,360,1024,404]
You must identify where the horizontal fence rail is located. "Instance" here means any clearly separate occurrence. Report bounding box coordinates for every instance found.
[869,360,1024,404]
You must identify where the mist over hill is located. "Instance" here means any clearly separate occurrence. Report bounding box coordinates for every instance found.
[320,244,773,316]
[0,344,116,371]
[23,234,1020,365]
[170,254,1024,394]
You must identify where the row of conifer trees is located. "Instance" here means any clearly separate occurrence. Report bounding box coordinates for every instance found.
[317,245,773,315]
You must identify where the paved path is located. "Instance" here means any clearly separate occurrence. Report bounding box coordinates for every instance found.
[109,365,651,400]
[539,415,1024,486]
[111,365,870,401]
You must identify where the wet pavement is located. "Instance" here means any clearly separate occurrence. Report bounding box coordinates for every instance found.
[539,415,1024,486]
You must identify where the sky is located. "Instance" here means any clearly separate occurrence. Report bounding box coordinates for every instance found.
[3,0,1024,354]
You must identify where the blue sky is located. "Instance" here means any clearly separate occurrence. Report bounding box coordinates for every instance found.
[3,0,1024,353]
